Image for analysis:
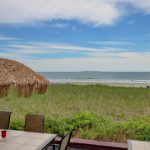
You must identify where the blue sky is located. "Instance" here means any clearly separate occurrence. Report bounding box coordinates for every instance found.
[0,0,150,71]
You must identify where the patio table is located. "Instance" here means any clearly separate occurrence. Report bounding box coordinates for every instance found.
[0,129,57,150]
[127,140,150,150]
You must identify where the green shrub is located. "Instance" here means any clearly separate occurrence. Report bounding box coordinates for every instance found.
[8,111,150,142]
[10,119,24,130]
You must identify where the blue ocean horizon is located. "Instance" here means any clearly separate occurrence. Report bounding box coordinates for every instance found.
[39,72,150,85]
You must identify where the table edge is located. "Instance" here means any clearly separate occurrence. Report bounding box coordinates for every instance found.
[127,140,132,150]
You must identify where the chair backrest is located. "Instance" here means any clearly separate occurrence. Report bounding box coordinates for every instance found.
[0,111,12,129]
[25,114,45,133]
[59,129,75,150]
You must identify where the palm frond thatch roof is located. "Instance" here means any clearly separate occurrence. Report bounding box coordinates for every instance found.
[0,58,49,97]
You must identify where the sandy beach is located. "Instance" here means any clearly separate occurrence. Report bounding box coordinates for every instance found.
[50,79,150,88]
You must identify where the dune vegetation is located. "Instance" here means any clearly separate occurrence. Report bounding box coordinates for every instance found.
[0,84,150,142]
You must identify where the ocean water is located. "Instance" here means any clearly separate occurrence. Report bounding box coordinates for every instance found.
[39,72,150,85]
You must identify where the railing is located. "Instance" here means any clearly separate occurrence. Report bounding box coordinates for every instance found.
[55,137,128,150]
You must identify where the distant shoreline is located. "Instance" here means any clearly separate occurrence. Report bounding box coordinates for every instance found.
[39,72,150,88]
[49,79,150,88]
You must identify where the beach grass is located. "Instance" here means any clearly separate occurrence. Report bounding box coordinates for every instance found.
[0,84,150,142]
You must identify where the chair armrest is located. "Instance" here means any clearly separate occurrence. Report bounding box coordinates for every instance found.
[46,144,70,149]
[49,144,59,147]
[45,143,59,150]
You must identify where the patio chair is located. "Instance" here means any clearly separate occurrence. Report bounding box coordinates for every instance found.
[46,129,75,150]
[0,111,12,129]
[25,114,45,133]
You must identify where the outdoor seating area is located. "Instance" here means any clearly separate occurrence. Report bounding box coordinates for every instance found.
[0,111,75,150]
[0,111,150,150]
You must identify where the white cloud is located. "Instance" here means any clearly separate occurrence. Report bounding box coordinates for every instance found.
[2,42,126,57]
[123,0,150,13]
[0,35,17,40]
[89,40,135,46]
[46,43,102,52]
[0,0,123,26]
[21,52,150,72]
[87,51,150,59]
[127,20,134,25]
[1,40,150,71]
[50,23,69,28]
[0,0,150,26]
[0,51,23,59]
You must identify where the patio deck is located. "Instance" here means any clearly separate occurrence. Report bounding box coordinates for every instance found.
[54,137,128,150]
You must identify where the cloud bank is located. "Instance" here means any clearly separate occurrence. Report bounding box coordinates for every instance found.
[22,53,150,72]
[0,0,149,26]
[1,36,150,72]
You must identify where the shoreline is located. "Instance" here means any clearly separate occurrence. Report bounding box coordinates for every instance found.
[49,79,150,88]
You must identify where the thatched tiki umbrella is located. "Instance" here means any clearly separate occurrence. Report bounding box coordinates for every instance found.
[0,58,49,97]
